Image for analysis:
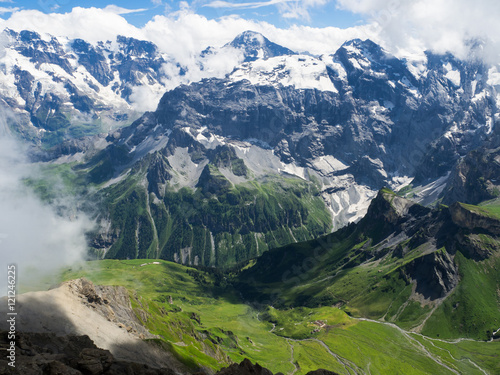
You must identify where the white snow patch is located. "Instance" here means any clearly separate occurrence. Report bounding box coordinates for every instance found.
[443,62,461,87]
[400,76,421,98]
[383,101,395,110]
[411,172,450,206]
[323,56,347,81]
[230,55,337,93]
[487,66,500,86]
[406,59,428,80]
[167,147,207,188]
[320,176,377,231]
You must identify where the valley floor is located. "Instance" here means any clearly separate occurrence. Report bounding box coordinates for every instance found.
[49,259,500,375]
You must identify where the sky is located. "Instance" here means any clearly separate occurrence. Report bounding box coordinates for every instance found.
[0,0,498,65]
[0,0,363,29]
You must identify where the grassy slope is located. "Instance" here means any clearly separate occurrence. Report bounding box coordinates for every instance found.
[60,259,500,375]
[480,197,500,218]
[236,197,500,341]
[26,159,332,268]
[100,171,332,267]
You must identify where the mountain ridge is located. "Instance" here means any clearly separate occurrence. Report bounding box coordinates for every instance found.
[236,189,500,340]
[6,28,500,269]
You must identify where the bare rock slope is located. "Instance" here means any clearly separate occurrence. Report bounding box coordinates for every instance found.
[0,278,186,373]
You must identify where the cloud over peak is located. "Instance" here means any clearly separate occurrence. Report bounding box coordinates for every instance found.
[337,0,500,62]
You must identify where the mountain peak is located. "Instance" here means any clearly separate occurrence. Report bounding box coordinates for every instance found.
[231,30,266,45]
[339,38,386,59]
[226,30,295,62]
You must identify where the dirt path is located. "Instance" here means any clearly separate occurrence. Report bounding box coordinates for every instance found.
[355,318,467,375]
[286,340,299,375]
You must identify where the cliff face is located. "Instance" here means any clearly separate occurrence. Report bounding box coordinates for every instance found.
[442,125,500,205]
[449,202,500,234]
[402,250,459,300]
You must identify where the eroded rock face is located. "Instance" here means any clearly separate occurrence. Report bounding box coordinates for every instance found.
[441,123,500,206]
[66,278,156,341]
[449,202,500,235]
[402,251,459,300]
[147,152,173,197]
[0,278,189,372]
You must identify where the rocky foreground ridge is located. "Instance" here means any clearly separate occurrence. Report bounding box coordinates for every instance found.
[0,278,188,373]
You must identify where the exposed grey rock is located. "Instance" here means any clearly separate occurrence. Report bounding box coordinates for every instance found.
[147,152,173,197]
[449,202,500,235]
[442,123,500,205]
[0,330,177,375]
[225,30,295,62]
[403,250,459,300]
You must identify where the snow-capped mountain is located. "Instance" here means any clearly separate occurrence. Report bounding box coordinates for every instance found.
[224,30,296,62]
[0,29,280,147]
[0,29,181,146]
[2,29,498,266]
[113,35,495,217]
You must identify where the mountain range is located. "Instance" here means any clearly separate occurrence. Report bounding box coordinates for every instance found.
[1,27,500,374]
[12,29,498,266]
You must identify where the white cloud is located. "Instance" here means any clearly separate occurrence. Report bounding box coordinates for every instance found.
[336,0,500,62]
[205,0,331,21]
[128,84,166,112]
[0,109,93,296]
[205,0,294,9]
[103,5,149,15]
[0,7,143,44]
[0,6,18,14]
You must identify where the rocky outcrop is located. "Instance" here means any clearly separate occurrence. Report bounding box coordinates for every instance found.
[402,250,459,300]
[0,279,187,372]
[147,153,173,197]
[72,38,114,86]
[225,31,296,62]
[358,189,432,244]
[0,330,176,375]
[442,124,500,205]
[215,359,339,375]
[449,202,500,235]
[208,145,249,177]
[67,278,156,340]
[196,165,232,196]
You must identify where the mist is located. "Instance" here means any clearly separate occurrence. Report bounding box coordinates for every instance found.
[0,109,93,296]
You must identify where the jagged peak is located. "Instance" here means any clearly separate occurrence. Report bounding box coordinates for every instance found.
[364,188,421,225]
[116,35,158,57]
[339,38,383,55]
[225,30,295,62]
[231,30,267,46]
